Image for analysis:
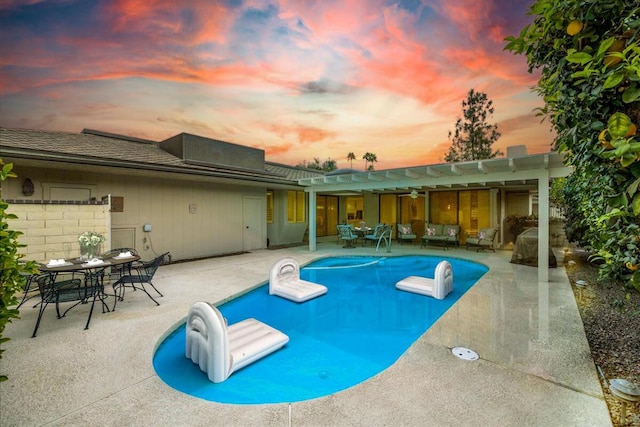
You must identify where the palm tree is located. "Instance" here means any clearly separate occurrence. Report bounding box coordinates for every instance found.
[347,152,356,168]
[363,152,378,171]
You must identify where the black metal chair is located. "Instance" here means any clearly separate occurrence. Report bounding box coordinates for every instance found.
[111,252,170,310]
[100,247,139,282]
[31,271,106,337]
[17,272,41,309]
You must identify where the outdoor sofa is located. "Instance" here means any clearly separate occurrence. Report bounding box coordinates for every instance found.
[421,223,460,249]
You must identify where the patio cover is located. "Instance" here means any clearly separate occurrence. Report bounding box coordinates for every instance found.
[298,151,572,282]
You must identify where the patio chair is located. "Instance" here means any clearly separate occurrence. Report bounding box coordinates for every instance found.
[17,272,41,309]
[337,224,358,248]
[396,223,417,244]
[111,252,170,310]
[363,224,385,246]
[31,271,106,337]
[466,228,498,252]
[100,247,139,282]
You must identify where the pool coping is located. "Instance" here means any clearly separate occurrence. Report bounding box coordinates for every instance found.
[0,243,612,426]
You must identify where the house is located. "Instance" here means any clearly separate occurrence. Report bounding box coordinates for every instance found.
[0,127,323,262]
[298,146,571,281]
[1,127,571,281]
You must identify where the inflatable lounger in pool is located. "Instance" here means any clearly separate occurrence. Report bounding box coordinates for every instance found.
[395,260,453,300]
[185,301,289,383]
[269,257,328,303]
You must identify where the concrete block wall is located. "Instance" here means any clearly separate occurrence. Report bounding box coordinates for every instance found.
[6,201,110,263]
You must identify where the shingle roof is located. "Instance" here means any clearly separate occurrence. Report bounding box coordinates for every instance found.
[265,162,326,181]
[0,127,323,185]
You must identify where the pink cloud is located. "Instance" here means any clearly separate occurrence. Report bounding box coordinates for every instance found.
[267,123,336,144]
[100,1,233,45]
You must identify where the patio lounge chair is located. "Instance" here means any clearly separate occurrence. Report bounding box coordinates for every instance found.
[466,228,498,252]
[111,252,169,310]
[395,260,453,300]
[185,301,289,383]
[269,258,327,303]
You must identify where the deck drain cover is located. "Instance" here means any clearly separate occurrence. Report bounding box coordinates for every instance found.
[452,347,479,361]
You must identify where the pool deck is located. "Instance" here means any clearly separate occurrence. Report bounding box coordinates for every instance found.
[1,240,611,426]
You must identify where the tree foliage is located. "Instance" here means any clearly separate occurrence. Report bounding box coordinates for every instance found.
[505,0,640,290]
[347,152,356,168]
[444,89,502,162]
[0,160,38,381]
[362,152,377,171]
[297,157,337,172]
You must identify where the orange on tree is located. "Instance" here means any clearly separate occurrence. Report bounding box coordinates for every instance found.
[599,129,614,149]
[604,39,626,68]
[566,20,583,36]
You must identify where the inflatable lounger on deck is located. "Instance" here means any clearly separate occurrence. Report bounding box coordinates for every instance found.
[269,258,328,303]
[185,301,289,383]
[395,260,453,300]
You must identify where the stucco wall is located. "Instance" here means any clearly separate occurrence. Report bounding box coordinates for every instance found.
[2,163,279,262]
[7,201,110,263]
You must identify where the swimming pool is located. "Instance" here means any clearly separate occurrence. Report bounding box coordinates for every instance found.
[153,255,488,404]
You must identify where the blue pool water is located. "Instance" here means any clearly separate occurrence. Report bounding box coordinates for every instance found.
[153,255,488,404]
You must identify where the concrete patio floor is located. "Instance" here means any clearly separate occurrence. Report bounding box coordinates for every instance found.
[0,240,611,426]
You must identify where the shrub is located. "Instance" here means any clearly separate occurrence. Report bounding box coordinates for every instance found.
[0,160,38,381]
[505,0,640,290]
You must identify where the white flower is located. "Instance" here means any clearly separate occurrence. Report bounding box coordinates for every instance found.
[78,231,105,247]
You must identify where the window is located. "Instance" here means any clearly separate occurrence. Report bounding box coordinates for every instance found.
[345,196,364,226]
[429,191,458,224]
[287,191,305,223]
[266,191,274,223]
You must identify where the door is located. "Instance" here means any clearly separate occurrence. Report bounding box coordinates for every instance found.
[316,196,327,236]
[458,190,490,244]
[380,194,397,238]
[315,195,339,237]
[243,196,265,251]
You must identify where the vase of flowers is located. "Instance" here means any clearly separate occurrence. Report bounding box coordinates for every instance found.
[78,231,105,260]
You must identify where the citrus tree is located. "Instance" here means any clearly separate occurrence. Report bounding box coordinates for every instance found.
[505,0,640,290]
[0,160,38,381]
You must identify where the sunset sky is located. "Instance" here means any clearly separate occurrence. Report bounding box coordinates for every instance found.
[0,0,553,170]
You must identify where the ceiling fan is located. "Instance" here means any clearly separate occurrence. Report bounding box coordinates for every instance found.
[398,190,425,199]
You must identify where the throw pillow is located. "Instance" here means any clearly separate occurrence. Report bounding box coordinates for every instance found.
[478,231,486,239]
[402,226,410,234]
[448,228,457,237]
[426,228,436,236]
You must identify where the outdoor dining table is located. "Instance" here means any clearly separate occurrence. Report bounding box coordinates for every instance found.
[38,254,141,276]
[353,226,372,246]
[32,254,141,336]
[37,253,141,299]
